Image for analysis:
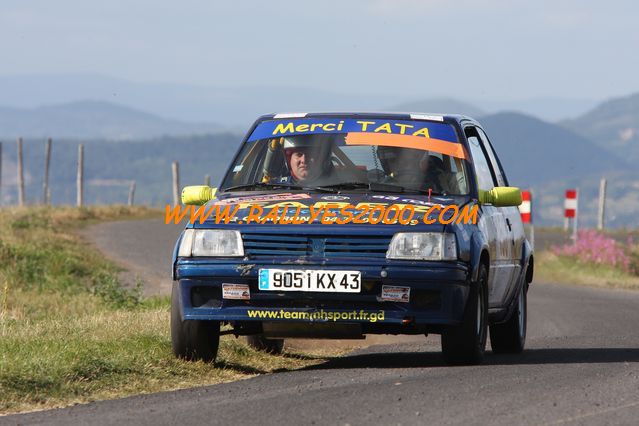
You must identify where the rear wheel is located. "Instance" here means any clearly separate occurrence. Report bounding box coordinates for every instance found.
[246,334,285,354]
[441,264,488,365]
[171,282,220,362]
[490,280,527,354]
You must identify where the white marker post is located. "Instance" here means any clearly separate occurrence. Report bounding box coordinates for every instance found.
[574,188,579,243]
[518,190,533,250]
[564,189,578,243]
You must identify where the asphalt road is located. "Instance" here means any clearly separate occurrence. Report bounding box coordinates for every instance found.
[78,219,184,296]
[4,220,639,425]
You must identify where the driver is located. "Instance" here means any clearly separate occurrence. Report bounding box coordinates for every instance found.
[283,135,333,185]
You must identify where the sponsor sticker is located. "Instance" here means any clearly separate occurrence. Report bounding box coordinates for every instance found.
[248,118,459,144]
[381,285,410,303]
[218,193,312,205]
[321,195,351,201]
[222,284,251,300]
[410,114,444,122]
[371,195,432,206]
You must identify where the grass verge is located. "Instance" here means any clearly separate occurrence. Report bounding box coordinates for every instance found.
[0,206,333,415]
[535,250,639,290]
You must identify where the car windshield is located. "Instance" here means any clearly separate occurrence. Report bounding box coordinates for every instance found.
[220,117,469,195]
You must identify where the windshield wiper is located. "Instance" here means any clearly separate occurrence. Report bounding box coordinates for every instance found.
[222,181,447,196]
[315,182,408,193]
[222,182,338,193]
[317,182,449,196]
[316,182,400,192]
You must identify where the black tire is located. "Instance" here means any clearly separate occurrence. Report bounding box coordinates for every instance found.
[490,280,527,354]
[246,335,285,354]
[171,282,220,362]
[441,263,489,365]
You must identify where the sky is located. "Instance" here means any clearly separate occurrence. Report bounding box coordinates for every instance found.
[1,0,638,102]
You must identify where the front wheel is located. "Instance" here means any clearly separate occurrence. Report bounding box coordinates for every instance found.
[490,280,527,354]
[441,264,488,365]
[171,282,220,362]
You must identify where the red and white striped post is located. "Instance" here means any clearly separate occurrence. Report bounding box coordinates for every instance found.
[564,189,578,242]
[518,190,534,249]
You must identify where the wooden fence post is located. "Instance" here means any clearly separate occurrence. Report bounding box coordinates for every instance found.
[77,144,84,207]
[17,138,25,206]
[43,138,52,204]
[128,181,136,206]
[172,161,180,205]
[597,178,607,231]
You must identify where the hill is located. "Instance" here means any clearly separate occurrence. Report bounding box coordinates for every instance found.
[387,98,484,117]
[2,113,638,227]
[526,169,639,229]
[0,134,240,206]
[0,74,403,126]
[0,101,219,140]
[478,112,628,188]
[478,97,597,122]
[480,112,639,227]
[561,92,639,162]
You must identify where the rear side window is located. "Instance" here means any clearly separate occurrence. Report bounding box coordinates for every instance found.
[465,127,497,192]
[476,127,507,187]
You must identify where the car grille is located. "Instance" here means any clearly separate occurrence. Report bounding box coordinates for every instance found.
[242,233,392,259]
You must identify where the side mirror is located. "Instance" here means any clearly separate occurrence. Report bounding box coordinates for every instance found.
[181,186,217,206]
[479,187,522,207]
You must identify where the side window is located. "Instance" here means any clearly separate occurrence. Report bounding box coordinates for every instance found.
[465,127,496,192]
[476,128,507,187]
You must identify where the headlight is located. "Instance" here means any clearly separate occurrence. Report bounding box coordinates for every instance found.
[386,232,457,261]
[178,229,244,257]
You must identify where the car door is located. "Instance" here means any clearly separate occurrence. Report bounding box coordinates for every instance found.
[477,127,525,301]
[465,126,514,308]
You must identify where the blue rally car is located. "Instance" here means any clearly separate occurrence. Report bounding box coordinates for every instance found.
[171,112,533,365]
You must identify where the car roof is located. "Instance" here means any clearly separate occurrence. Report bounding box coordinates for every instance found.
[257,112,480,126]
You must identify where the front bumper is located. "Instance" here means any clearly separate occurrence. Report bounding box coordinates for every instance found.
[175,259,471,328]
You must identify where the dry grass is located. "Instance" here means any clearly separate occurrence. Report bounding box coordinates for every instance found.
[0,305,332,414]
[535,250,639,290]
[0,206,337,415]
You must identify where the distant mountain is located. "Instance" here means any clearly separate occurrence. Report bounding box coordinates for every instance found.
[0,74,404,125]
[0,100,219,140]
[480,112,639,227]
[0,73,609,128]
[478,112,629,187]
[528,169,639,229]
[387,97,598,122]
[478,97,598,122]
[387,98,484,117]
[561,92,639,161]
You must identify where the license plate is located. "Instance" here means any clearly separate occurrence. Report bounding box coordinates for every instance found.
[258,269,361,293]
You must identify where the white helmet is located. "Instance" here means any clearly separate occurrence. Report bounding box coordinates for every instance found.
[282,135,315,150]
